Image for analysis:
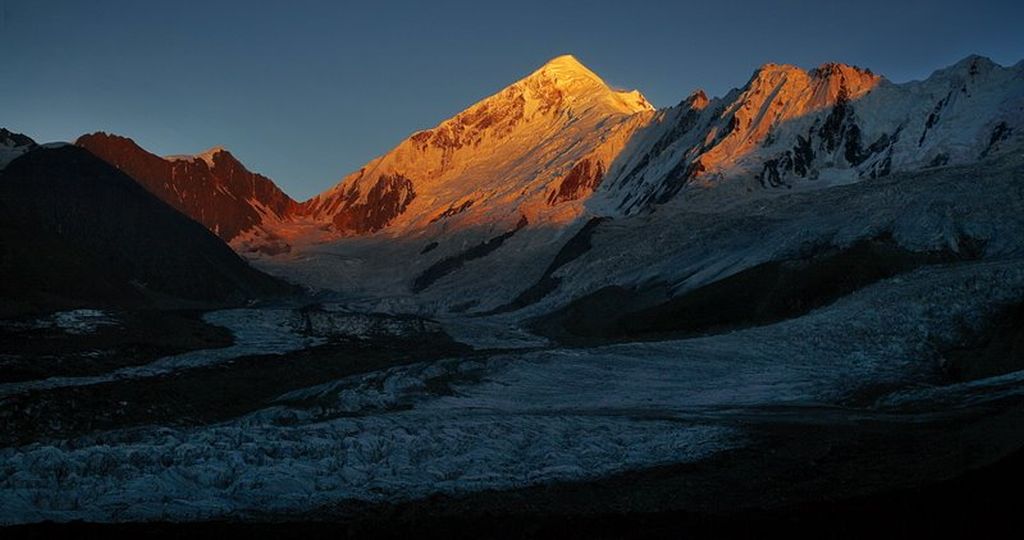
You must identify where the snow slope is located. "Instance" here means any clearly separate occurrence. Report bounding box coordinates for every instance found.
[300,55,654,239]
[63,55,1021,279]
[595,55,1024,214]
[250,55,1022,305]
[0,128,36,169]
[254,149,1024,320]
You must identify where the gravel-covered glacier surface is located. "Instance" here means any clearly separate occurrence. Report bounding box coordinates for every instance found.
[0,309,324,398]
[2,257,1024,524]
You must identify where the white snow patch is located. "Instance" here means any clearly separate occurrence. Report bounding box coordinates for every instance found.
[43,309,119,335]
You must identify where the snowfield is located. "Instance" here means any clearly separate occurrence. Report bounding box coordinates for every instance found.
[254,152,1024,322]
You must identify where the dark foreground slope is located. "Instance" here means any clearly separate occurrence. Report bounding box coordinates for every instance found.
[0,145,294,316]
[5,439,1023,539]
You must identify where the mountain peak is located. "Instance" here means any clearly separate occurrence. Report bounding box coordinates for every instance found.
[750,61,879,84]
[76,131,131,148]
[951,54,1000,76]
[307,54,654,236]
[0,128,37,169]
[1,128,36,148]
[953,53,997,67]
[537,54,591,75]
[810,62,880,87]
[525,54,607,90]
[518,54,652,115]
[78,133,236,170]
[751,63,804,79]
[683,89,709,109]
[744,60,881,107]
[166,145,232,168]
[197,146,230,167]
[202,145,227,155]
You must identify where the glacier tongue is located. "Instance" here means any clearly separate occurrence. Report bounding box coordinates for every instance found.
[3,251,1024,523]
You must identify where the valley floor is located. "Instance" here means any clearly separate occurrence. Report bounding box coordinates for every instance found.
[2,253,1024,529]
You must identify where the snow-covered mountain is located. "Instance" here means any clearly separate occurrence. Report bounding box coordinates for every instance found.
[64,55,1023,308]
[76,133,302,254]
[71,55,657,261]
[246,54,1022,307]
[0,128,37,169]
[302,54,654,237]
[73,54,1022,255]
[294,54,1021,241]
[595,55,1024,214]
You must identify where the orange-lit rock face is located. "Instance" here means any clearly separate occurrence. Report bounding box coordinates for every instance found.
[547,158,606,205]
[686,89,710,111]
[694,63,882,177]
[300,59,880,242]
[303,55,655,238]
[76,133,301,245]
[67,55,1022,270]
[592,62,890,213]
[329,173,416,234]
[71,59,881,251]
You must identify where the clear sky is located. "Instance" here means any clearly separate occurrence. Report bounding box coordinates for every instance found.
[2,0,1022,200]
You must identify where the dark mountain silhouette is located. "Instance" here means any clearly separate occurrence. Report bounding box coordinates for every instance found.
[0,144,295,316]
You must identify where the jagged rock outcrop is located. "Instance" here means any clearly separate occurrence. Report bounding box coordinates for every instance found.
[598,55,1023,214]
[76,133,301,252]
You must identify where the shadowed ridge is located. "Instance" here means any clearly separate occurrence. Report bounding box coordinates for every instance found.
[76,132,301,249]
[0,144,295,316]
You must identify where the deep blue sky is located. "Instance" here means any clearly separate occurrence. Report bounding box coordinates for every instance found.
[2,0,1021,200]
